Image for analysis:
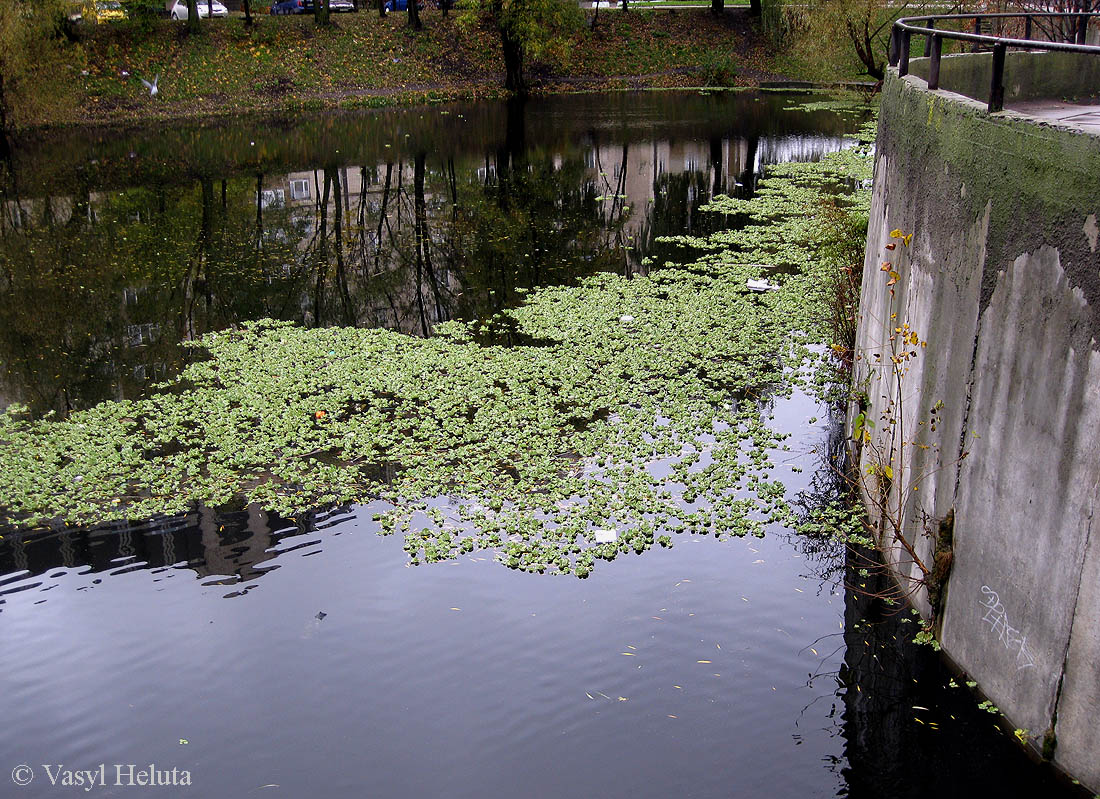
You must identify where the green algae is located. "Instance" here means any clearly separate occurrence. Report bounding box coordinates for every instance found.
[782,98,871,118]
[0,112,877,576]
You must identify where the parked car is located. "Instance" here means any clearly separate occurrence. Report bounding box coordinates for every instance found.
[271,0,310,12]
[383,0,422,10]
[271,0,357,11]
[167,0,228,19]
[69,0,126,22]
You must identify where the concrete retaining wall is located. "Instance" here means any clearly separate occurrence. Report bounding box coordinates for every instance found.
[907,51,1100,105]
[852,66,1100,789]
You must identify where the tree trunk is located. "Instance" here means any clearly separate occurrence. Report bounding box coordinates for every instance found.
[243,0,252,25]
[329,167,354,324]
[255,174,263,250]
[741,134,759,192]
[501,30,526,95]
[0,74,7,136]
[314,169,331,325]
[186,0,199,30]
[749,0,760,15]
[373,162,393,275]
[711,0,723,13]
[378,0,385,18]
[317,0,330,25]
[408,0,421,30]
[709,135,723,196]
[413,153,429,336]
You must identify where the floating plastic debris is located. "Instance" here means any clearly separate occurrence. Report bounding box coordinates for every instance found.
[746,279,780,292]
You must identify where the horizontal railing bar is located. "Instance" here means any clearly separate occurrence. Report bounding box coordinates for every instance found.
[899,12,1100,21]
[894,12,1100,55]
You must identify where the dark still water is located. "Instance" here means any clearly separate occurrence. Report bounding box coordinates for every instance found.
[0,93,1081,798]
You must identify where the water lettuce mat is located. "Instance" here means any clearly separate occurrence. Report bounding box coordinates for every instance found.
[0,112,876,577]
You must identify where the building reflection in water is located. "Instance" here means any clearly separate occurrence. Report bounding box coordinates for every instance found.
[0,503,354,601]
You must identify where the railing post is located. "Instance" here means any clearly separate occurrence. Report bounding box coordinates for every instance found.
[1024,14,1032,41]
[889,25,900,67]
[972,16,982,52]
[928,34,942,89]
[924,18,936,57]
[899,29,912,76]
[988,42,1006,112]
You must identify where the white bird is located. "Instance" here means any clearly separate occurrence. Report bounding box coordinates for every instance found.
[140,73,159,97]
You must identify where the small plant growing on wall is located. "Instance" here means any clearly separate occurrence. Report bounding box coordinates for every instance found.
[848,227,966,620]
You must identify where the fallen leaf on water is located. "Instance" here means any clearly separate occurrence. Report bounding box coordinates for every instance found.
[697,660,712,664]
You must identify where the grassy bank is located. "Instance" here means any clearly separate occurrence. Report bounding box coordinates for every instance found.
[20,9,810,128]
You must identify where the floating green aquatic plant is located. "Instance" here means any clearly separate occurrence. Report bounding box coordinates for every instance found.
[0,112,877,576]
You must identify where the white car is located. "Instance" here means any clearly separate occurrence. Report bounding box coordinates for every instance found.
[167,0,228,19]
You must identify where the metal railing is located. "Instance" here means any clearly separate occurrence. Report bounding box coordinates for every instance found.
[889,12,1100,112]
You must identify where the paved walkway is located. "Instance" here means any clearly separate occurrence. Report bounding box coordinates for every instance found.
[1008,99,1100,134]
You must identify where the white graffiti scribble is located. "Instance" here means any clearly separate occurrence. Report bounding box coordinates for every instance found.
[979,585,1036,671]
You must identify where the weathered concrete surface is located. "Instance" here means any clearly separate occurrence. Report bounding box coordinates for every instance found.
[909,51,1100,106]
[1008,100,1100,135]
[945,245,1099,743]
[852,64,1100,789]
[1057,492,1100,786]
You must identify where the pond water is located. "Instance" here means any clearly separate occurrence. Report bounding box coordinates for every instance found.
[0,93,1083,798]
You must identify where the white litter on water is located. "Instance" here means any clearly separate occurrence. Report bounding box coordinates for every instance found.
[619,315,635,324]
[746,279,780,292]
[593,529,618,544]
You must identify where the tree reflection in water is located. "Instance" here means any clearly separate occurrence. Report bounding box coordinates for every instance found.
[0,93,859,419]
